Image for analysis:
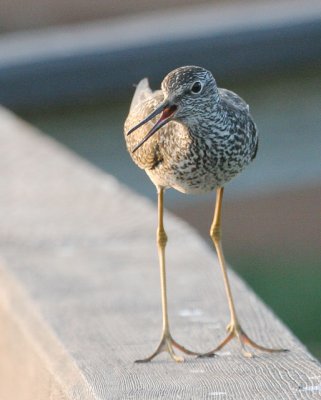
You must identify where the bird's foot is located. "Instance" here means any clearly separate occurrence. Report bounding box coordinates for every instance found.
[199,320,287,358]
[135,331,199,363]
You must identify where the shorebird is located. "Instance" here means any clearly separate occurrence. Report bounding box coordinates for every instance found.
[124,65,284,362]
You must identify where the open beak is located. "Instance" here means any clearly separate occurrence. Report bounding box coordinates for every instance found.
[127,101,177,153]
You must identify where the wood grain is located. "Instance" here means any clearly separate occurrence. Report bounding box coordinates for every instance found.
[0,106,320,399]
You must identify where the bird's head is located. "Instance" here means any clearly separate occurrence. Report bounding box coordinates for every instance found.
[127,66,219,153]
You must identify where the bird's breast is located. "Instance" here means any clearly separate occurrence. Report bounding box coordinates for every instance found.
[125,105,257,193]
[147,123,255,193]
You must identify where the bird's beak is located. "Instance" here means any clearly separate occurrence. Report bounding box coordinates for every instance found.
[127,101,177,153]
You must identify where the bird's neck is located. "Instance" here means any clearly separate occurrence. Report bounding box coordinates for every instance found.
[183,102,228,138]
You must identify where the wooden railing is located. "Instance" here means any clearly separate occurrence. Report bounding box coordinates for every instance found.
[0,107,320,399]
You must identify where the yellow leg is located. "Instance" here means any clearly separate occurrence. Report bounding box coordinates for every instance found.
[136,187,199,363]
[201,187,287,358]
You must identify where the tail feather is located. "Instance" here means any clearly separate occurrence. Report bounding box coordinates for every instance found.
[129,78,152,112]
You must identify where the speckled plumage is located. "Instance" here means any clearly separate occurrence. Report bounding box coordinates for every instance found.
[123,66,285,362]
[124,66,258,194]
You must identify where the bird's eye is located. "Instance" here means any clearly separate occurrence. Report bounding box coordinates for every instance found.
[191,81,202,94]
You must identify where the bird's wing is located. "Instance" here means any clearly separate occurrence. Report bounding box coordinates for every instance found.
[219,88,250,113]
[129,78,153,112]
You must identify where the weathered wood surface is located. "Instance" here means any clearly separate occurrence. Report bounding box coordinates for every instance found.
[0,106,320,399]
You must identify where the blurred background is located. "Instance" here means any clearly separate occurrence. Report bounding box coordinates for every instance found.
[0,0,320,359]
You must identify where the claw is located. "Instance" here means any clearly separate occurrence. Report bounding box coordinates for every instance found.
[135,332,199,363]
[200,320,287,358]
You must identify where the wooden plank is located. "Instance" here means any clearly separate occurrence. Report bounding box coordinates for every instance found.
[0,264,95,400]
[0,106,320,399]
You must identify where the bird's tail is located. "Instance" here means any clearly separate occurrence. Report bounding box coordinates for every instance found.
[129,78,152,112]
